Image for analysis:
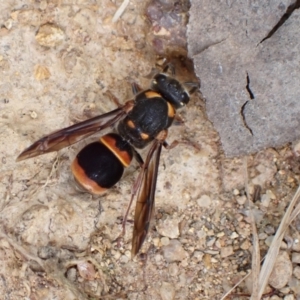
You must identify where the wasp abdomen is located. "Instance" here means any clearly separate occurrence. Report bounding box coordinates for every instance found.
[71,133,133,194]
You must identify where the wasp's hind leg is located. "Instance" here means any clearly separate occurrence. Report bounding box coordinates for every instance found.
[114,148,144,248]
[163,139,201,152]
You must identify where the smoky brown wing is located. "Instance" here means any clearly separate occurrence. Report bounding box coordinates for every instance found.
[17,107,126,161]
[131,141,163,257]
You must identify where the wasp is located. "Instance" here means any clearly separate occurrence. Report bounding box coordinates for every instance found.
[17,64,198,257]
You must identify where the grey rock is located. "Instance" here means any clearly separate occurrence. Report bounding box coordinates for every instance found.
[188,0,300,156]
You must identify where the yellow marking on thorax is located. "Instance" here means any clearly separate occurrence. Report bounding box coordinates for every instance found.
[127,120,135,128]
[167,101,175,118]
[145,91,162,99]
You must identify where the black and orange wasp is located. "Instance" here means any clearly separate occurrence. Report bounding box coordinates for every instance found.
[17,64,199,257]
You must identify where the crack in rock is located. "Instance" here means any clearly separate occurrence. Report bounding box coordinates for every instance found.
[241,73,255,135]
[246,72,255,99]
[260,0,300,43]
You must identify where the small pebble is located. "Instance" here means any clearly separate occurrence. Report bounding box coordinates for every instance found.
[77,261,96,280]
[216,232,225,237]
[203,254,211,269]
[206,237,216,247]
[284,295,294,300]
[280,287,291,294]
[161,237,170,246]
[36,23,65,47]
[233,189,239,195]
[230,232,239,239]
[155,254,163,263]
[193,251,204,262]
[125,250,131,258]
[66,267,77,282]
[288,277,300,294]
[4,19,13,30]
[259,232,268,240]
[240,240,250,250]
[197,195,212,208]
[113,251,121,260]
[293,140,300,156]
[30,111,38,119]
[181,259,188,267]
[269,251,292,289]
[293,266,300,280]
[264,225,275,235]
[270,296,281,300]
[179,273,187,286]
[220,246,234,258]
[159,282,175,300]
[40,0,47,10]
[156,218,180,239]
[292,253,300,264]
[120,255,129,264]
[34,64,51,81]
[292,239,300,252]
[152,237,160,247]
[215,239,222,248]
[168,263,179,276]
[261,193,271,207]
[162,240,188,262]
[266,189,276,200]
[236,195,247,205]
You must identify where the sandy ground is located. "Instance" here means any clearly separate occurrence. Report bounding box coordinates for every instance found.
[0,1,300,299]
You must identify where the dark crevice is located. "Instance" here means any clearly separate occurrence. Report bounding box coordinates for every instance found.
[246,72,254,99]
[241,101,253,136]
[260,0,300,43]
[241,73,254,135]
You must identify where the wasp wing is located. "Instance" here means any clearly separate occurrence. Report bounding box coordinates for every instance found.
[17,107,127,161]
[131,141,163,257]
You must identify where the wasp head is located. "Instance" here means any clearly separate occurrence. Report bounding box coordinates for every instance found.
[151,73,190,109]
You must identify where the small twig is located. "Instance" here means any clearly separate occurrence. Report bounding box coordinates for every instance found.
[112,0,130,23]
[257,185,300,299]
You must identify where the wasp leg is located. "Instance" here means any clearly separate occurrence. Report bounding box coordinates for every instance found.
[105,90,123,108]
[173,114,185,126]
[163,63,175,76]
[131,82,143,95]
[114,148,144,247]
[133,148,144,166]
[184,82,200,94]
[163,139,201,151]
